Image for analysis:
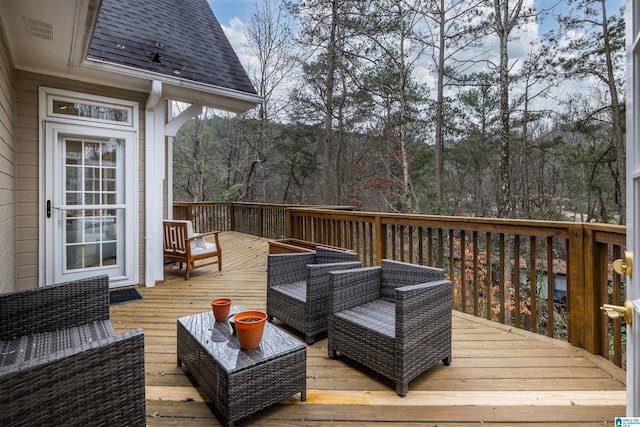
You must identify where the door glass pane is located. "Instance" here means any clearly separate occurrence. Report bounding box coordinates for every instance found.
[102,141,117,166]
[66,192,82,205]
[64,208,123,271]
[66,140,82,165]
[65,167,82,192]
[63,136,124,272]
[52,100,129,123]
[84,167,100,193]
[103,168,116,191]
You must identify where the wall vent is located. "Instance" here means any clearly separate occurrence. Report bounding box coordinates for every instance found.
[23,16,53,41]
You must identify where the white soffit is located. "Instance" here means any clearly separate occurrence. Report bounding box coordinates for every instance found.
[0,0,92,75]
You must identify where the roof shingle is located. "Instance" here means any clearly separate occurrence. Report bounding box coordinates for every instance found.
[87,0,257,95]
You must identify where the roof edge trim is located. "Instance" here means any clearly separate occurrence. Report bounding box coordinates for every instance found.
[84,57,262,105]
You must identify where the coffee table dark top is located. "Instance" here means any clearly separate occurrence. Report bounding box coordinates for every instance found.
[177,306,305,374]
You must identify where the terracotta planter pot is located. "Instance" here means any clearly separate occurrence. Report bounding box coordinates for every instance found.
[211,298,232,322]
[234,310,267,350]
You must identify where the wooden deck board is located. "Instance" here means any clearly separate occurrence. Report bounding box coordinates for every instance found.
[110,231,627,426]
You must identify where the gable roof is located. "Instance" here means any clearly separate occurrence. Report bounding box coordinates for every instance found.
[87,0,257,96]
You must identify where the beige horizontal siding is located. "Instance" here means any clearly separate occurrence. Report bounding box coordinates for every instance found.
[14,70,147,289]
[0,26,15,294]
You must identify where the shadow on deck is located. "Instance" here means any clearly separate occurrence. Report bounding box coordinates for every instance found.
[110,232,626,426]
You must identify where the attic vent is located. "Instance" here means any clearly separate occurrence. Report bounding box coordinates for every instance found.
[23,17,53,41]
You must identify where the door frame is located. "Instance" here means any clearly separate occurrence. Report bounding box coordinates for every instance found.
[626,0,639,416]
[38,87,139,288]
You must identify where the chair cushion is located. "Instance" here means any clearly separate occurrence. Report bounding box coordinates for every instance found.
[183,221,206,251]
[272,281,307,303]
[193,234,208,249]
[191,242,218,256]
[0,320,115,368]
[335,299,395,338]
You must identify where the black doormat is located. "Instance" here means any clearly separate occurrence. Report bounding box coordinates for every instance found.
[109,287,144,305]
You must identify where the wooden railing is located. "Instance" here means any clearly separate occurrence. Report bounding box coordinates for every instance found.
[173,202,628,367]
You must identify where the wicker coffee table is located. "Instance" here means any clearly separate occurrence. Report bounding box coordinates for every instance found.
[177,307,306,427]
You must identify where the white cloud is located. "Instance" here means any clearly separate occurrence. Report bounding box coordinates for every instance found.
[220,18,262,78]
[221,18,248,53]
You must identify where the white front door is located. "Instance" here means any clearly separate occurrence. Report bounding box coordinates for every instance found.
[39,87,139,288]
[44,123,137,287]
[626,0,640,416]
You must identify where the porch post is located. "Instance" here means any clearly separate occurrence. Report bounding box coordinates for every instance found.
[145,80,164,287]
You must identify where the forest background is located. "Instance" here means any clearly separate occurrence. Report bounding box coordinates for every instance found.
[173,0,626,224]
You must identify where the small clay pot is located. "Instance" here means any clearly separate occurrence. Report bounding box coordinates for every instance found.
[234,310,267,350]
[211,298,232,322]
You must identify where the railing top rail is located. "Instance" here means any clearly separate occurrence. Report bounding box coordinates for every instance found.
[173,201,356,210]
[289,207,625,236]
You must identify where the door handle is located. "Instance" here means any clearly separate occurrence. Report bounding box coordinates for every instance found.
[612,251,633,277]
[601,300,633,326]
[47,200,51,218]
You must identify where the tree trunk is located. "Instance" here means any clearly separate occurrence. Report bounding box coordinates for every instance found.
[600,0,625,223]
[323,0,339,205]
[498,8,511,218]
[522,83,530,218]
[399,11,413,213]
[434,0,446,205]
[493,0,524,218]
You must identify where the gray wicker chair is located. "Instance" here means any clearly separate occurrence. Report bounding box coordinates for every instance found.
[327,259,452,396]
[0,275,146,426]
[267,246,360,344]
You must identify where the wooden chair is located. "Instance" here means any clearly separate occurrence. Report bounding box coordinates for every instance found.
[163,220,222,279]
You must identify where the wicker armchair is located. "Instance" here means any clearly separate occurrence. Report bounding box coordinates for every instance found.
[267,246,360,344]
[0,275,146,426]
[327,259,452,396]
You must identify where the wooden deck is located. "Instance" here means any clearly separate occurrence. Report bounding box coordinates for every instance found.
[110,232,627,426]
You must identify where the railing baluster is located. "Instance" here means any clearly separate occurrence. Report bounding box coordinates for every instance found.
[514,235,521,328]
[499,233,505,324]
[460,229,466,313]
[486,232,492,321]
[427,228,433,266]
[438,229,444,268]
[530,235,537,334]
[473,231,479,317]
[547,236,554,338]
[448,229,454,288]
[418,227,424,266]
[612,245,622,367]
[392,224,397,261]
[369,222,375,266]
[409,226,414,263]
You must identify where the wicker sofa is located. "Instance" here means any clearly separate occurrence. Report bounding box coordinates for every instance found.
[0,275,146,426]
[327,259,452,396]
[267,246,360,344]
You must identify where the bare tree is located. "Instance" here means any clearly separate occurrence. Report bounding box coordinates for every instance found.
[550,0,626,222]
[490,0,534,217]
[421,0,490,205]
[239,0,297,201]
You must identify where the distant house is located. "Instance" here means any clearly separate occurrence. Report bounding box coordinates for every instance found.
[0,0,260,292]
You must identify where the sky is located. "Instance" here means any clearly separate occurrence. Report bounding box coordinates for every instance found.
[208,0,627,32]
[208,0,255,25]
